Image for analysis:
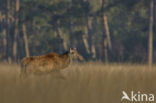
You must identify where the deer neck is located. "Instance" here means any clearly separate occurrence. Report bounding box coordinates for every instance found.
[60,52,72,68]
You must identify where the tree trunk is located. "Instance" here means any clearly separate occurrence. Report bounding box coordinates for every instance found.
[0,11,5,58]
[22,23,30,57]
[56,27,68,52]
[148,0,154,69]
[68,0,75,48]
[154,0,156,25]
[87,17,96,59]
[13,0,20,61]
[0,11,2,27]
[100,0,111,63]
[103,15,111,50]
[83,0,96,59]
[2,29,7,59]
[6,0,11,63]
[69,21,76,47]
[82,28,90,54]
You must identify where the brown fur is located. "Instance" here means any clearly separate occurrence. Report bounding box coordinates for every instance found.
[20,48,83,76]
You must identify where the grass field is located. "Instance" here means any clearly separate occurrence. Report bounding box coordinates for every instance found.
[0,63,156,103]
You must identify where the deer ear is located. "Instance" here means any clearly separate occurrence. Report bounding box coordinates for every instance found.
[69,48,72,52]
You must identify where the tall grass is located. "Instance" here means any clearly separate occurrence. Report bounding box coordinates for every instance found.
[0,63,156,103]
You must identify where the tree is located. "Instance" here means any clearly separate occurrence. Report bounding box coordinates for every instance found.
[100,0,112,63]
[6,0,11,63]
[0,5,7,60]
[22,23,30,57]
[56,26,68,52]
[85,0,96,59]
[0,0,153,63]
[148,0,154,68]
[13,0,20,61]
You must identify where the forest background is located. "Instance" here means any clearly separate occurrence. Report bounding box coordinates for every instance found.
[0,0,155,64]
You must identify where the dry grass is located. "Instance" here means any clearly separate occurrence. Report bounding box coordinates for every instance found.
[0,63,156,103]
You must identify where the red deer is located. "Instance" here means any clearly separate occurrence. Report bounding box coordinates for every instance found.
[20,48,83,77]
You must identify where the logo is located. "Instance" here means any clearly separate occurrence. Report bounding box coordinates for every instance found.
[121,91,154,102]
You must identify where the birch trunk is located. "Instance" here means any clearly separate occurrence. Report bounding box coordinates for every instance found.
[83,0,96,59]
[22,23,30,57]
[87,17,96,59]
[6,0,11,62]
[69,21,76,47]
[148,0,154,68]
[2,30,7,58]
[68,0,75,48]
[56,27,68,52]
[82,28,90,54]
[13,0,20,61]
[100,0,111,63]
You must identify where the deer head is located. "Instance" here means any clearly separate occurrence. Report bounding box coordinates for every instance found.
[69,48,84,61]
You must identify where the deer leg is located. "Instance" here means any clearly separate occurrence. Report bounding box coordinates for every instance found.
[52,70,66,80]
